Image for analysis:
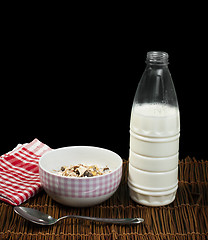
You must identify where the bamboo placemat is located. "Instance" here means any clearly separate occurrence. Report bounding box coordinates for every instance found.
[0,157,207,240]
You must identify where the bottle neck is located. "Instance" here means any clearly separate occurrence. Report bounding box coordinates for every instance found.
[146,51,169,65]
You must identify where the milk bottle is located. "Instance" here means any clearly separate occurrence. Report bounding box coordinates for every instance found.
[128,51,180,206]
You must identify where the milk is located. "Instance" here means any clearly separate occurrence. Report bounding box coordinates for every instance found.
[129,103,180,206]
[130,130,180,157]
[130,103,180,137]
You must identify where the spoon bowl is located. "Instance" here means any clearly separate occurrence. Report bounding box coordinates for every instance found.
[14,206,144,225]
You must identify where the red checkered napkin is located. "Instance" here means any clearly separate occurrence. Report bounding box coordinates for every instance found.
[0,139,51,206]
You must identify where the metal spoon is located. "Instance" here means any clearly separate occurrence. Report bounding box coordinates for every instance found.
[14,206,144,225]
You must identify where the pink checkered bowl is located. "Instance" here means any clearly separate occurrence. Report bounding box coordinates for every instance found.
[39,146,123,207]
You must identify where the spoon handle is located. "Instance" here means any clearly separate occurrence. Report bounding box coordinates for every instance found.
[59,215,144,224]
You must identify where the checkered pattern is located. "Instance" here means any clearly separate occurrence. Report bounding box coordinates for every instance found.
[39,165,122,198]
[0,139,51,205]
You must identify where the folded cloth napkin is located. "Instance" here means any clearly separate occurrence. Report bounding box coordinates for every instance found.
[0,139,51,205]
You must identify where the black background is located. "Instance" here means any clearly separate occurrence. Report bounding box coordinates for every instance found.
[1,10,208,160]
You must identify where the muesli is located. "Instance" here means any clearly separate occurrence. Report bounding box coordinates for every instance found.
[53,164,111,177]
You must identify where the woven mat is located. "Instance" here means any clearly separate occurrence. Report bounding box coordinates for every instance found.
[0,157,207,240]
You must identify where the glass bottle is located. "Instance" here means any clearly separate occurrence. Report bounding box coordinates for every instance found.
[128,51,180,206]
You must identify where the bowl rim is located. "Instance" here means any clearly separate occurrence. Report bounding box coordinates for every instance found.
[39,145,123,180]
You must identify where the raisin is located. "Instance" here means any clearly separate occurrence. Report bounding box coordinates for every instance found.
[103,167,109,171]
[75,169,80,176]
[83,170,93,177]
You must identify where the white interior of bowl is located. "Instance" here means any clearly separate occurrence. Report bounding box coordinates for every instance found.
[39,146,122,177]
